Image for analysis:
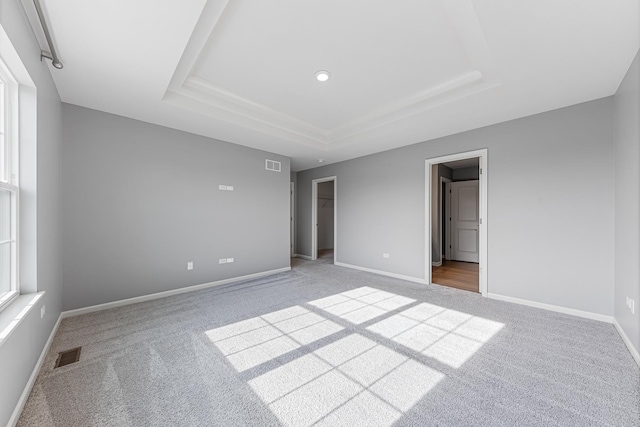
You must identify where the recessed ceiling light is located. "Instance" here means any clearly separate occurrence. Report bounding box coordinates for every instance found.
[318,159,325,163]
[315,71,330,82]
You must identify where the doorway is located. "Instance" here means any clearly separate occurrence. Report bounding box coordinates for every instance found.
[311,176,337,262]
[426,150,487,295]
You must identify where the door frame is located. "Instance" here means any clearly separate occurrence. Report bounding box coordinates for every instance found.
[311,176,337,261]
[425,149,488,296]
[437,176,452,265]
[290,182,295,257]
[445,181,452,260]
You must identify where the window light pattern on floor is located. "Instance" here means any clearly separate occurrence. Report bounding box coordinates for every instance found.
[205,305,343,372]
[366,301,504,368]
[308,287,416,324]
[206,286,503,427]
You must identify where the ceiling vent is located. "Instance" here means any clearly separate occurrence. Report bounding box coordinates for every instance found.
[265,159,281,172]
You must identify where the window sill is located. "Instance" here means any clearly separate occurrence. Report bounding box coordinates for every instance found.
[0,290,19,310]
[0,292,45,347]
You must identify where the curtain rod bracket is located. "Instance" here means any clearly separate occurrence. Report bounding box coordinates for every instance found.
[40,51,63,69]
[34,0,63,70]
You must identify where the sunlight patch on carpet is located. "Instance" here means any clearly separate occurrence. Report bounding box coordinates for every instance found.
[309,287,416,325]
[205,287,502,425]
[248,333,443,427]
[367,303,504,368]
[206,306,343,372]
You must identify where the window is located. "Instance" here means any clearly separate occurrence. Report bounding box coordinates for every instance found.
[0,57,18,310]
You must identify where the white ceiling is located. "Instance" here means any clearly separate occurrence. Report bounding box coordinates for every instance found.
[442,158,479,170]
[26,0,639,171]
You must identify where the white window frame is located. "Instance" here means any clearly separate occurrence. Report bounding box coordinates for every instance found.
[0,57,19,312]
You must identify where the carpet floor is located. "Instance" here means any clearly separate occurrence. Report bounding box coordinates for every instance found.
[18,257,640,426]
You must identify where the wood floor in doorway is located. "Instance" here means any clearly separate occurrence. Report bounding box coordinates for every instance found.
[318,249,334,261]
[432,260,479,293]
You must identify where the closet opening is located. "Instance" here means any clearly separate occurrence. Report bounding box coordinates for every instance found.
[311,176,336,263]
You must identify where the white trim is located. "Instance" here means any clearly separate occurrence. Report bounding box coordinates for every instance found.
[613,318,640,367]
[487,293,614,323]
[293,254,313,260]
[290,182,295,257]
[311,176,337,261]
[61,267,291,318]
[8,313,62,427]
[437,176,452,264]
[445,181,452,260]
[425,149,488,296]
[0,53,21,310]
[335,261,428,285]
[431,261,442,267]
[0,292,44,346]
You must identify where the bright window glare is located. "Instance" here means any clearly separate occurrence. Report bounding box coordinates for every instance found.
[0,80,4,182]
[0,188,11,296]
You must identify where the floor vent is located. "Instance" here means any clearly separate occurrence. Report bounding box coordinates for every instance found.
[55,347,82,368]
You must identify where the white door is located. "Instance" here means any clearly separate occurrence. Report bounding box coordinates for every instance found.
[450,180,479,263]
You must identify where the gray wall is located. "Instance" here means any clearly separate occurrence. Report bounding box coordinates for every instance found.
[614,49,640,356]
[61,104,290,311]
[297,97,614,316]
[453,166,479,181]
[0,1,62,425]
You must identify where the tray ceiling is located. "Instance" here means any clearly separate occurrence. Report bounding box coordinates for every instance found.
[27,0,640,170]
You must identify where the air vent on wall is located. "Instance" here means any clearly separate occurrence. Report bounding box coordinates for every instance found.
[265,159,281,172]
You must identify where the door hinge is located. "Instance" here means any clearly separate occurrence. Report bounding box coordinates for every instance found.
[480,218,483,225]
[480,168,483,175]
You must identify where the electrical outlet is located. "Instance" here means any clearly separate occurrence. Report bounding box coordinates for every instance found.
[227,186,234,191]
[41,305,45,319]
[627,297,635,314]
[187,262,194,270]
[219,185,227,191]
[227,258,234,263]
[382,253,390,259]
[219,258,227,264]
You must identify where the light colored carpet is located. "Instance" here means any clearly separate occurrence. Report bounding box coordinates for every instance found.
[18,257,640,426]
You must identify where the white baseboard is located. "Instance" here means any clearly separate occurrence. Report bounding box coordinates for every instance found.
[613,318,640,367]
[334,262,427,285]
[431,261,442,267]
[487,293,614,323]
[62,267,291,319]
[9,314,62,427]
[293,254,313,260]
